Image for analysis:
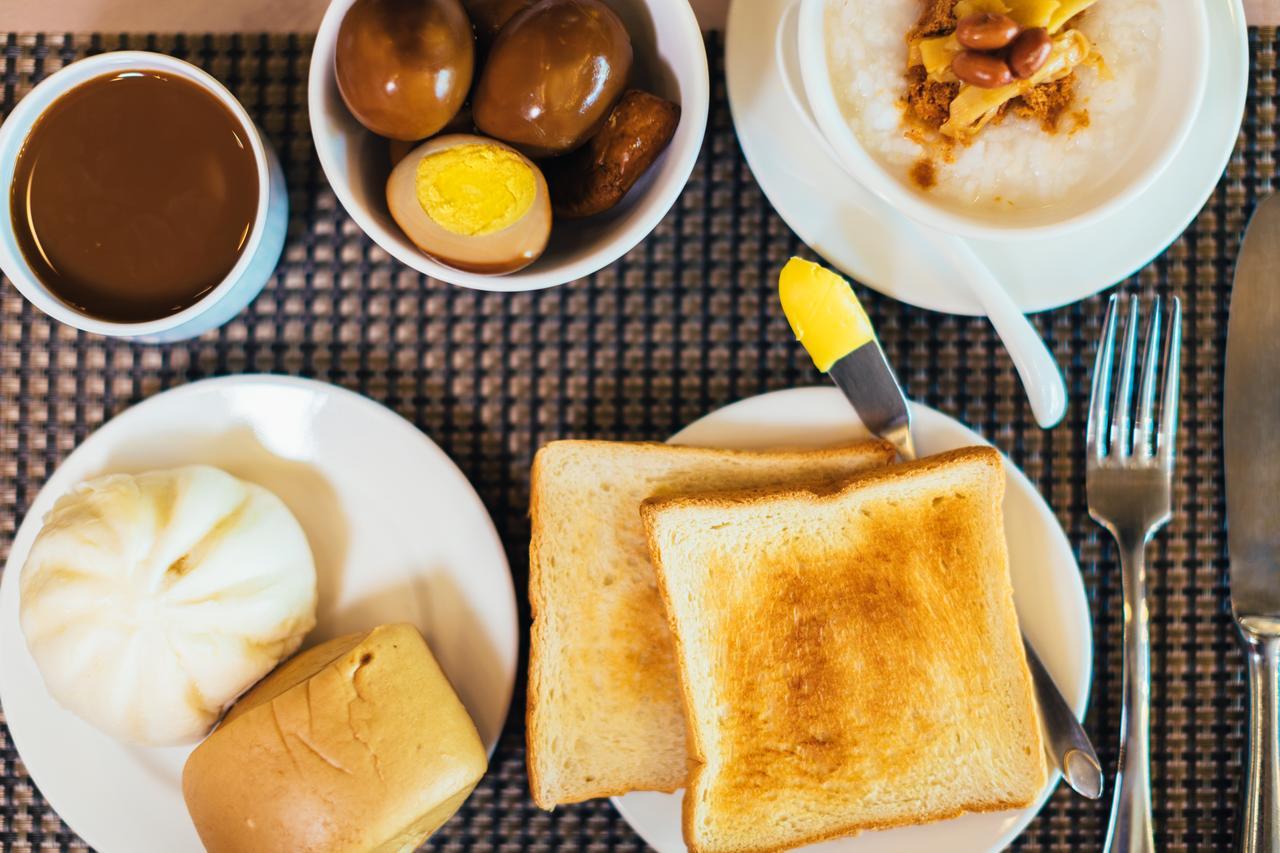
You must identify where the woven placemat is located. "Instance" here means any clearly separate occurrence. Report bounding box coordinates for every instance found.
[0,28,1268,852]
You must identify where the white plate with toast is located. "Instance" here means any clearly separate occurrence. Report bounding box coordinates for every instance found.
[611,386,1092,853]
[0,375,519,853]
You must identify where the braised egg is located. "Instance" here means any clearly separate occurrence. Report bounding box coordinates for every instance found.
[472,0,633,157]
[386,134,552,274]
[463,0,535,49]
[335,0,474,141]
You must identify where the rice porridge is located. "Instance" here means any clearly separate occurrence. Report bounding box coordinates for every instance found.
[824,0,1162,210]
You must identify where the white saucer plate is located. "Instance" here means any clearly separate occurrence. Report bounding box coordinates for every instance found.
[0,375,519,853]
[725,0,1248,316]
[612,386,1093,853]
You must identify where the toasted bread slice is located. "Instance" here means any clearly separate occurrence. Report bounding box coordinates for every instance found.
[642,446,1046,853]
[527,439,897,809]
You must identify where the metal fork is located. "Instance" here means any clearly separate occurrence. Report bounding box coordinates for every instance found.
[1087,294,1182,853]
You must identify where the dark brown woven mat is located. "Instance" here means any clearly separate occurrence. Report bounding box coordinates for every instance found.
[0,28,1270,852]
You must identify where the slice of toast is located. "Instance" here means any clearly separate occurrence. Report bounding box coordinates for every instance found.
[642,446,1046,853]
[526,439,897,809]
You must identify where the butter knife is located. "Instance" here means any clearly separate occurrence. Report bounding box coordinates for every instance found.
[780,257,1103,799]
[1226,193,1280,853]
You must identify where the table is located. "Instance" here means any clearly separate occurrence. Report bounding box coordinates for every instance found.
[0,12,1270,853]
[0,0,1272,28]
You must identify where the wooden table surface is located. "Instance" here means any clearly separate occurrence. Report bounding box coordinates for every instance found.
[1,0,1270,31]
[1249,0,1277,24]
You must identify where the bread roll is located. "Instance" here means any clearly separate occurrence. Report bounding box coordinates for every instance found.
[183,623,488,853]
[19,466,317,745]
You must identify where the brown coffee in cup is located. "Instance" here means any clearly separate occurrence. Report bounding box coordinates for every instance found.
[9,70,260,323]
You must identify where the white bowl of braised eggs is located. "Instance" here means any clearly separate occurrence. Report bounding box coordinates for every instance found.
[309,0,709,291]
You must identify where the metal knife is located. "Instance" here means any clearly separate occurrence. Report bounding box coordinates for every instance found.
[1225,193,1280,853]
[781,257,1104,799]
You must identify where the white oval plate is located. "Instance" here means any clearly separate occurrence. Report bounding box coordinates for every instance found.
[725,0,1248,316]
[612,386,1093,853]
[0,375,519,853]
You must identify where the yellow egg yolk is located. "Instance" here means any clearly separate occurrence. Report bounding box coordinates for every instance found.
[778,257,876,372]
[414,143,536,237]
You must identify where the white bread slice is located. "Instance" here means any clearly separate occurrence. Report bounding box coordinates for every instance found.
[642,446,1046,853]
[527,439,897,809]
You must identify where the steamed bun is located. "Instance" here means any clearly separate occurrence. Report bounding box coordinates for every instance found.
[19,465,318,746]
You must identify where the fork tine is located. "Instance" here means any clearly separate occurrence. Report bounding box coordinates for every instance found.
[1157,296,1182,465]
[1111,295,1140,458]
[1087,295,1119,460]
[1134,296,1163,458]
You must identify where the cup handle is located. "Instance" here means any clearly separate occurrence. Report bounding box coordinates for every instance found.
[774,0,841,163]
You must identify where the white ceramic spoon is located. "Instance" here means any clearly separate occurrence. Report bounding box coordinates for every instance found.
[772,2,1068,429]
[927,233,1068,428]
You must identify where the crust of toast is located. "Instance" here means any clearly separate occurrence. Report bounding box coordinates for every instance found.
[640,446,1000,519]
[642,446,1044,853]
[526,438,897,809]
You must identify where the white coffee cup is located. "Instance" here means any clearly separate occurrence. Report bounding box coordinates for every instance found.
[0,51,287,343]
[780,0,1210,241]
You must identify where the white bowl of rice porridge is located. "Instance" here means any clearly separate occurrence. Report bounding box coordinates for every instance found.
[796,0,1209,239]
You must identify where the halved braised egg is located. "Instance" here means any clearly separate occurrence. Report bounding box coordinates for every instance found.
[386,133,552,274]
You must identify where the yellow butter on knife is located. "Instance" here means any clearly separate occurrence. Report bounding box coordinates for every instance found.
[778,257,876,372]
